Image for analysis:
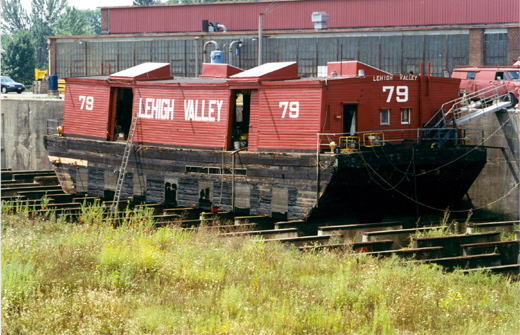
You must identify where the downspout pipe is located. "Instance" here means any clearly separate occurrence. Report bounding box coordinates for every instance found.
[258,13,263,66]
[228,41,242,67]
[203,40,220,64]
[217,24,227,32]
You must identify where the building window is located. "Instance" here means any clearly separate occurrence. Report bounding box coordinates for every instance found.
[401,108,411,124]
[380,109,390,125]
[484,32,507,66]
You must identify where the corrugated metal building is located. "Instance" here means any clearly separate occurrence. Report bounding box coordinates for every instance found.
[48,0,519,78]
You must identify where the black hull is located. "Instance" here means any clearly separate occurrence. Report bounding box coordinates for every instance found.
[44,136,486,221]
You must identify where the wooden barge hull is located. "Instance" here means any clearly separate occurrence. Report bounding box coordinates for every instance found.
[44,135,486,221]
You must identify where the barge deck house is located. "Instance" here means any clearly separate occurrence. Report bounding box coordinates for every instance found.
[44,61,487,222]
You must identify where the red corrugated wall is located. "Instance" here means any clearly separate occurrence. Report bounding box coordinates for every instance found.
[133,84,230,148]
[107,0,518,34]
[248,90,260,152]
[256,83,323,151]
[63,81,111,140]
[324,77,434,143]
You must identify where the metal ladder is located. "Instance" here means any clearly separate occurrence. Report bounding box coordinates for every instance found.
[110,111,138,212]
[423,84,511,147]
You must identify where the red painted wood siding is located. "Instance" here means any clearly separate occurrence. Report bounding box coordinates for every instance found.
[323,76,459,144]
[63,81,111,139]
[256,84,322,151]
[106,0,518,34]
[248,90,260,151]
[133,85,230,148]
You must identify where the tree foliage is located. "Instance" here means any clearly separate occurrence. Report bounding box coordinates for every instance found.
[133,0,158,5]
[0,0,30,34]
[169,0,255,2]
[54,7,95,36]
[84,9,102,35]
[30,0,68,68]
[1,31,36,85]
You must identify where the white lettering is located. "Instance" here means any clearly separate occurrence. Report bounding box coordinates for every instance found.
[216,100,223,122]
[373,75,393,82]
[383,86,394,103]
[289,101,299,118]
[280,101,300,118]
[399,74,418,81]
[208,100,216,121]
[396,86,409,102]
[145,98,153,118]
[383,86,409,103]
[194,100,201,121]
[78,96,94,110]
[201,100,208,121]
[184,100,193,121]
[183,99,224,122]
[151,99,160,118]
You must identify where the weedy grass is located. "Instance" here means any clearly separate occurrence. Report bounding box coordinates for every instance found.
[1,207,519,334]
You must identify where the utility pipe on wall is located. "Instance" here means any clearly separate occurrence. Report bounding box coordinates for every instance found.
[258,13,263,66]
[228,40,242,67]
[203,40,220,64]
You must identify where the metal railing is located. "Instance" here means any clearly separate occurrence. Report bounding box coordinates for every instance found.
[424,84,510,133]
[317,127,485,153]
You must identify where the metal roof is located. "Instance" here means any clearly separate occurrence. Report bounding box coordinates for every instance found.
[110,62,171,80]
[231,62,295,78]
[102,0,518,35]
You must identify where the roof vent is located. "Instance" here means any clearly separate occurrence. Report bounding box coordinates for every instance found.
[312,12,329,30]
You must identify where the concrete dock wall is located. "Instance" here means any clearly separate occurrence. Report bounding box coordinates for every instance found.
[1,98,63,171]
[465,110,519,221]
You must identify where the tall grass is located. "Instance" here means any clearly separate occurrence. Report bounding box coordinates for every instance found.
[1,210,519,334]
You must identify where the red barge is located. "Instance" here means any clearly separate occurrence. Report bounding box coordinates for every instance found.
[44,61,487,221]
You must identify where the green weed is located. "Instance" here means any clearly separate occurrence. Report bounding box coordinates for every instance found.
[1,212,519,334]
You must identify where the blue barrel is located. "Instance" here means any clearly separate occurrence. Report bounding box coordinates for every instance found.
[210,50,224,64]
[49,75,58,90]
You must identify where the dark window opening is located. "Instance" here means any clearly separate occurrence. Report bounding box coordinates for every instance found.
[231,90,252,150]
[112,88,134,141]
[343,104,357,135]
[495,72,505,80]
[466,71,475,80]
[198,187,212,209]
[164,182,177,207]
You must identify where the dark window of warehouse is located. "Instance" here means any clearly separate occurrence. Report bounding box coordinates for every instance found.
[484,32,507,66]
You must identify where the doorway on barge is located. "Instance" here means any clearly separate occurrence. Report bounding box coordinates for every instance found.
[109,87,134,141]
[343,104,357,135]
[230,89,255,150]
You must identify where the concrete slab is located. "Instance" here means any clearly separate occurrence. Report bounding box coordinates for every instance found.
[163,207,199,220]
[318,221,402,243]
[220,228,299,240]
[462,240,520,265]
[363,227,441,250]
[362,247,445,260]
[264,235,331,247]
[412,232,501,257]
[409,253,502,271]
[460,264,520,280]
[466,220,519,234]
[299,240,394,253]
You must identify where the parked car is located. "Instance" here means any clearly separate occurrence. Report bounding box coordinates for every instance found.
[1,76,25,94]
[451,66,519,105]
